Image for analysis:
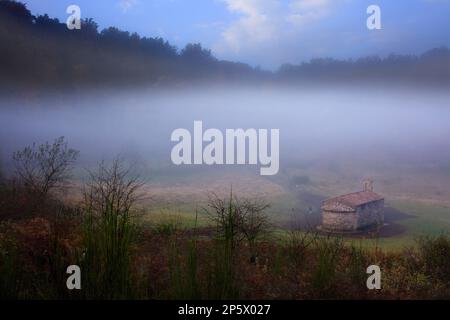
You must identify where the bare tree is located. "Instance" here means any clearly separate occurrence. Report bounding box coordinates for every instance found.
[285,212,320,267]
[12,136,79,199]
[81,158,143,299]
[206,192,244,247]
[83,158,143,217]
[205,191,270,262]
[240,198,270,262]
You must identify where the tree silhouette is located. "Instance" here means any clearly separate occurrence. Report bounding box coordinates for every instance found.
[181,43,215,63]
[1,0,449,89]
[0,0,33,24]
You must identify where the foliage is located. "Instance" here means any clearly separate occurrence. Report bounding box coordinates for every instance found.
[1,1,449,90]
[0,1,260,89]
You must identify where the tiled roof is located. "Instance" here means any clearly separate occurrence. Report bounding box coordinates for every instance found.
[321,191,384,212]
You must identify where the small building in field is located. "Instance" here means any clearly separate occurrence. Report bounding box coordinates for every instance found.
[321,180,384,233]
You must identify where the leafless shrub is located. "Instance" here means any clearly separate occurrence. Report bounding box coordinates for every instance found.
[204,191,270,261]
[83,158,143,217]
[80,158,143,299]
[12,136,79,200]
[285,228,318,268]
[240,198,271,261]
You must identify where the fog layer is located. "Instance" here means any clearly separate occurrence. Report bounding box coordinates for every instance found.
[1,86,450,197]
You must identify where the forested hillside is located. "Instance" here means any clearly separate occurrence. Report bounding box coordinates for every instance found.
[1,0,450,91]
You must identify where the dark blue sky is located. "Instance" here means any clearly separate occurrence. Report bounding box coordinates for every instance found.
[24,0,450,69]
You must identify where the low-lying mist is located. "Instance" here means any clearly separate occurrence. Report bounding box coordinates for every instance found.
[1,85,450,207]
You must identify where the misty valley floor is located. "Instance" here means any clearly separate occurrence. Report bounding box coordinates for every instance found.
[132,166,450,252]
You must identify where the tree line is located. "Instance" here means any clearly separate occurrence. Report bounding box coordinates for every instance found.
[0,0,264,90]
[1,0,450,90]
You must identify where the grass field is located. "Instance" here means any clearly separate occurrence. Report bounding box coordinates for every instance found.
[371,200,450,250]
[135,166,450,252]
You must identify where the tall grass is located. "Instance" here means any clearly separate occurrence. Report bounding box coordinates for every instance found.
[311,236,343,296]
[417,234,450,285]
[78,159,141,299]
[79,208,136,299]
[205,239,239,299]
[346,243,369,292]
[0,225,19,299]
[285,230,316,268]
[167,211,201,299]
[1,166,450,300]
[206,194,241,299]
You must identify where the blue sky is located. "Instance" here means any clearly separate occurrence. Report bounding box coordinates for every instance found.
[24,0,450,69]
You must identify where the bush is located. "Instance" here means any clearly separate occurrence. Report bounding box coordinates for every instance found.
[311,236,343,297]
[79,159,142,299]
[12,136,79,200]
[0,222,20,299]
[417,234,450,285]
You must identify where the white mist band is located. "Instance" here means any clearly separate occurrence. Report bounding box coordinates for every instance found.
[171,121,279,176]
